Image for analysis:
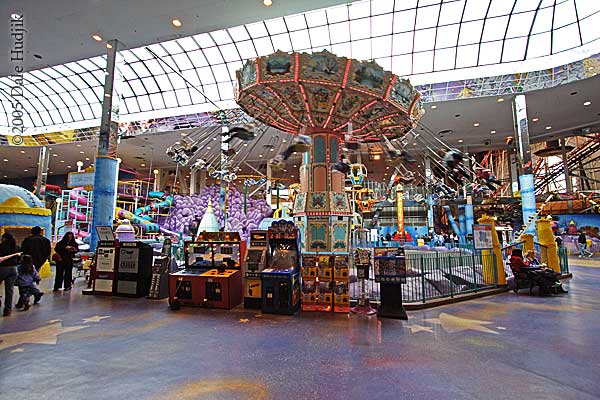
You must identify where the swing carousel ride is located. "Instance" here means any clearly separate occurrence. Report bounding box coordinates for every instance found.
[235,50,425,254]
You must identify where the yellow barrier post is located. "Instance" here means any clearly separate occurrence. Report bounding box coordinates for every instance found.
[477,214,506,285]
[536,216,560,273]
[522,233,535,255]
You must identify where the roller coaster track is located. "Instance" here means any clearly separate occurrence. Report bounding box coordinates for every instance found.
[534,134,600,194]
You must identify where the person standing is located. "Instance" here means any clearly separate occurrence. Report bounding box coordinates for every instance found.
[0,233,22,316]
[53,232,79,292]
[578,231,593,258]
[21,226,51,272]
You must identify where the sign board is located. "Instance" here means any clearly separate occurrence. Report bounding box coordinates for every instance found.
[96,226,115,242]
[473,224,494,249]
[67,171,95,189]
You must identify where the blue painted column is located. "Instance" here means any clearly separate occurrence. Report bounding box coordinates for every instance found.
[512,94,536,236]
[464,197,474,240]
[90,39,122,251]
[458,205,466,243]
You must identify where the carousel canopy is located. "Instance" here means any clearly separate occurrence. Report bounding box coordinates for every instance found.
[235,50,424,142]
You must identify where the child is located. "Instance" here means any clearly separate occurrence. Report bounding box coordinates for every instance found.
[16,254,44,310]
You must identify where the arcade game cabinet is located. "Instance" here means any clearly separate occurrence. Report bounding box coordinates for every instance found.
[148,238,172,300]
[261,220,301,315]
[169,232,244,310]
[374,247,408,319]
[243,230,268,309]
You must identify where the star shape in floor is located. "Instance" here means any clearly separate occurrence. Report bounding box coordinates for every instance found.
[82,315,110,323]
[424,313,499,335]
[0,322,88,352]
[405,324,433,334]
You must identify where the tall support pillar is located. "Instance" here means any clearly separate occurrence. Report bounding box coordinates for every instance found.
[512,95,536,236]
[561,138,574,213]
[424,156,434,230]
[463,150,474,238]
[507,146,519,196]
[35,146,50,202]
[396,184,404,237]
[220,126,229,229]
[189,170,197,195]
[458,205,466,243]
[90,39,122,251]
[266,162,273,208]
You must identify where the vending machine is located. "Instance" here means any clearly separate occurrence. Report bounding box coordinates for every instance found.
[91,226,119,295]
[374,247,408,319]
[243,230,269,309]
[148,239,172,300]
[261,220,301,315]
[116,241,153,297]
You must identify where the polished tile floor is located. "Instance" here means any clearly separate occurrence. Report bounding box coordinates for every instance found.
[1,260,599,400]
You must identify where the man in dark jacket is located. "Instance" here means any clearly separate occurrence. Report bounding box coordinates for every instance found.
[21,226,51,271]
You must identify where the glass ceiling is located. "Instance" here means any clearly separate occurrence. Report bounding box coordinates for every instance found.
[1,0,600,132]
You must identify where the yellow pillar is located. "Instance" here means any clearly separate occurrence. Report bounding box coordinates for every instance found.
[537,216,560,273]
[522,233,534,255]
[477,214,506,285]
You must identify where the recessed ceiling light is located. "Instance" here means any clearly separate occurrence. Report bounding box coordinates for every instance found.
[293,165,297,168]
[172,18,183,27]
[545,126,552,130]
[60,160,65,163]
[282,139,287,143]
[20,150,25,153]
[283,169,287,172]
[290,175,294,178]
[490,130,496,134]
[3,159,7,162]
[473,123,480,127]
[259,154,263,157]
[67,165,72,168]
[532,117,539,122]
[584,101,592,106]
[79,151,85,154]
[206,146,211,150]
[23,169,28,172]
[243,143,248,146]
[386,166,390,169]
[269,148,274,152]
[76,144,81,147]
[92,34,103,42]
[85,157,90,161]
[431,105,437,109]
[3,175,7,178]
[458,139,463,143]
[52,154,58,157]
[140,163,146,167]
[497,98,504,103]
[263,0,273,6]
[106,43,113,49]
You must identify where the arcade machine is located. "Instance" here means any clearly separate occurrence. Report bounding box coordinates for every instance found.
[242,230,269,309]
[261,220,300,315]
[374,247,408,319]
[148,238,172,300]
[169,232,244,310]
[89,226,119,295]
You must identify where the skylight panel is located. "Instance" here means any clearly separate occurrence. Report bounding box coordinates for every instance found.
[58,108,72,122]
[203,47,224,64]
[309,26,331,47]
[218,82,234,100]
[479,40,503,64]
[579,12,600,43]
[246,22,268,38]
[128,79,146,95]
[271,33,293,52]
[144,59,165,75]
[351,39,371,60]
[137,95,153,111]
[575,0,600,18]
[434,47,457,70]
[416,4,441,29]
[266,18,287,35]
[201,84,220,102]
[513,0,538,13]
[211,64,231,83]
[127,62,151,79]
[554,0,578,28]
[455,44,479,67]
[188,50,208,68]
[392,31,414,55]
[393,9,417,33]
[305,10,328,28]
[462,0,488,22]
[253,37,275,56]
[371,13,393,37]
[487,0,514,18]
[155,75,172,91]
[395,0,418,12]
[391,54,413,76]
[290,30,311,50]
[438,0,465,25]
[56,77,77,92]
[327,4,349,23]
[371,35,392,58]
[350,17,371,40]
[414,28,436,52]
[149,93,165,110]
[161,40,183,55]
[235,41,258,59]
[228,26,250,41]
[329,22,351,44]
[349,1,371,20]
[506,11,536,38]
[458,20,485,46]
[502,37,527,62]
[197,67,216,84]
[413,50,434,73]
[168,73,188,90]
[227,61,243,80]
[194,33,215,48]
[163,91,179,108]
[141,77,159,94]
[284,14,307,31]
[552,23,580,53]
[211,30,232,45]
[331,42,352,58]
[482,16,509,41]
[177,37,199,52]
[123,98,140,113]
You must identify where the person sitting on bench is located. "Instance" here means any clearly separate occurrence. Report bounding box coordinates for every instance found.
[510,249,567,295]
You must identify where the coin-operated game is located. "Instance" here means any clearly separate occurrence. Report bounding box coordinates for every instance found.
[374,247,408,319]
[243,230,269,309]
[261,220,301,315]
[89,226,119,296]
[116,241,153,297]
[169,232,245,310]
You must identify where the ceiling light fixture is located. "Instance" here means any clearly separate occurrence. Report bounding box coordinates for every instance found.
[92,34,103,42]
[532,117,539,122]
[545,126,552,130]
[60,160,65,163]
[67,165,72,168]
[497,98,504,103]
[52,154,58,157]
[172,18,183,27]
[584,101,592,106]
[3,159,7,162]
[79,151,85,154]
[140,163,146,167]
[20,150,25,154]
[85,157,90,161]
[106,43,113,49]
[23,169,28,172]
[206,146,211,150]
[490,130,496,134]
[263,0,273,6]
[431,105,437,109]
[473,122,480,127]
[458,139,463,143]
[259,154,263,158]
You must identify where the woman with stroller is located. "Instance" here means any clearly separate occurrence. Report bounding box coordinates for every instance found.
[511,249,567,295]
[53,232,79,292]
